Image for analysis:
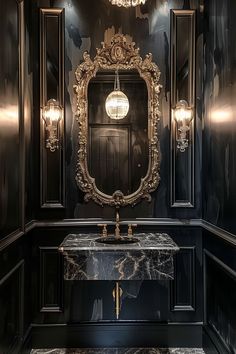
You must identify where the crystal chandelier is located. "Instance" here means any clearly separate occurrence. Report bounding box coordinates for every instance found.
[105,70,129,120]
[109,0,147,7]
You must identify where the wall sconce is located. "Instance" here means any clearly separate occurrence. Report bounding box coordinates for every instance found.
[174,100,193,152]
[42,99,62,152]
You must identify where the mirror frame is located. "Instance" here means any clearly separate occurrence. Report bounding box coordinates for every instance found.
[74,34,162,207]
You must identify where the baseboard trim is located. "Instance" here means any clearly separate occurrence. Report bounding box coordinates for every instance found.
[30,322,203,349]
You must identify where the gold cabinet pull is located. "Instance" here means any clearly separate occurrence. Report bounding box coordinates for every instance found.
[112,282,123,319]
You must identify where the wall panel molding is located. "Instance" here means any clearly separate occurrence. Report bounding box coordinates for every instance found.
[1,218,235,252]
[203,250,236,353]
[39,247,63,312]
[18,0,26,231]
[170,246,196,312]
[202,220,236,246]
[0,260,24,353]
[40,8,65,209]
[170,9,196,208]
[0,229,24,252]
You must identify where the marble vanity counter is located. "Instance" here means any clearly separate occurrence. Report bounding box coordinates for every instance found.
[59,233,179,281]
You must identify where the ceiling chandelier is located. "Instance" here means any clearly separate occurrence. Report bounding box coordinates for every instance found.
[109,0,147,7]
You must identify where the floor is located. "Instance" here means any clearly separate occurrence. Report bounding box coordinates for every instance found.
[31,349,205,353]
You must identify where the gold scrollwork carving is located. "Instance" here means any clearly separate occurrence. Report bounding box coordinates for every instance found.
[74,34,162,207]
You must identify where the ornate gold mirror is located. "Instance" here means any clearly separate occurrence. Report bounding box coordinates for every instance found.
[74,34,161,207]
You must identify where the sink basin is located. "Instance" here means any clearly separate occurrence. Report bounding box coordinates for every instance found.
[95,236,139,245]
[59,233,179,281]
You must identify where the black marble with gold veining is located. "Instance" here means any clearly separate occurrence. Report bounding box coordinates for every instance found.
[60,233,179,281]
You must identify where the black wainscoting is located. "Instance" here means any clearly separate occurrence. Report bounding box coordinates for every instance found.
[0,235,31,354]
[203,0,236,237]
[2,223,236,352]
[39,247,64,313]
[203,229,236,354]
[27,224,204,348]
[0,260,24,353]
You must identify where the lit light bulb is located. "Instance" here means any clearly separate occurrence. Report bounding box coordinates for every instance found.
[43,99,62,123]
[174,100,193,125]
[174,100,193,152]
[105,70,129,120]
[42,99,62,152]
[105,90,129,120]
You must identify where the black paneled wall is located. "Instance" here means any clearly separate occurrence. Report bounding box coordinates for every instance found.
[203,0,236,352]
[0,0,33,353]
[32,0,203,220]
[1,0,206,351]
[2,0,236,352]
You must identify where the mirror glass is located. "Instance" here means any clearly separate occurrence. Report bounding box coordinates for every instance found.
[87,69,148,196]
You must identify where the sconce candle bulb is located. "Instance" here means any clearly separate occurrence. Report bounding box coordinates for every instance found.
[174,100,193,152]
[42,99,62,152]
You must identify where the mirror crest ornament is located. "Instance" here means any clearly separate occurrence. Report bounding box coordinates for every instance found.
[74,34,162,207]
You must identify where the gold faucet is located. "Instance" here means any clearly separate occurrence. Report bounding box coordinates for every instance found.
[97,210,137,239]
[115,211,121,239]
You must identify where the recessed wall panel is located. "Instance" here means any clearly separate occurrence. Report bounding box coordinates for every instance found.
[40,8,65,208]
[0,260,24,353]
[170,10,195,208]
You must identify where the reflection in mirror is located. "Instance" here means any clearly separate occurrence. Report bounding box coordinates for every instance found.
[88,69,148,196]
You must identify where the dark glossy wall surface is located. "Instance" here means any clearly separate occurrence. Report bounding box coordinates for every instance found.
[0,0,20,238]
[27,2,205,347]
[203,0,236,352]
[0,0,33,353]
[203,0,236,235]
[33,0,203,220]
[203,230,236,353]
[2,0,236,352]
[0,0,33,237]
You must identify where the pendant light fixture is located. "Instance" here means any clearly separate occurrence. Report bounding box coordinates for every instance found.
[105,70,129,120]
[109,0,147,7]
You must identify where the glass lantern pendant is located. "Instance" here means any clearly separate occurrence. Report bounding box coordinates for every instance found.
[105,70,129,120]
